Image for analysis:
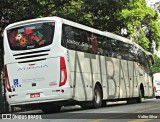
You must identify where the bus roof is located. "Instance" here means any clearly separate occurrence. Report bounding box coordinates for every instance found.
[4,16,61,30]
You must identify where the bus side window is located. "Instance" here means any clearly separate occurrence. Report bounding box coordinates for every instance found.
[93,34,105,55]
[87,33,98,54]
[137,49,147,67]
[131,45,139,62]
[63,25,93,53]
[62,25,76,50]
[101,37,112,57]
[61,25,67,47]
[100,40,107,56]
[74,28,91,53]
[121,43,129,60]
[110,39,117,58]
[111,39,123,59]
[145,56,150,72]
[123,43,136,61]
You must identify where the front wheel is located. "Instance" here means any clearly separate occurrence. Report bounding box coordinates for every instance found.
[92,85,102,108]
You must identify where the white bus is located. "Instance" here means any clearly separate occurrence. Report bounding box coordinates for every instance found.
[153,73,160,99]
[3,16,154,113]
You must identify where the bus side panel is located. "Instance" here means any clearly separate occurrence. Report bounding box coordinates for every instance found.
[148,75,153,97]
[133,62,139,97]
[92,55,119,100]
[68,50,150,101]
[144,72,150,97]
[110,58,120,99]
[134,63,145,97]
[100,56,108,100]
[69,50,93,101]
[120,60,130,98]
[137,63,149,96]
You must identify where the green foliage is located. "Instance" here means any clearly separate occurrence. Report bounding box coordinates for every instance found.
[148,21,160,49]
[118,0,160,50]
[150,56,160,74]
[138,34,149,50]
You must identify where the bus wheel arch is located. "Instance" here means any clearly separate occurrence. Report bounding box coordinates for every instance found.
[92,82,103,108]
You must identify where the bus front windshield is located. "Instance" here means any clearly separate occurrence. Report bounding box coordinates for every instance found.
[7,22,55,50]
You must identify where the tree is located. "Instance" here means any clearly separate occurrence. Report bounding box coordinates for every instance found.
[0,0,71,38]
[150,56,160,74]
[118,0,160,51]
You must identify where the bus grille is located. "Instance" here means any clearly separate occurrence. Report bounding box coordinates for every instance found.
[13,49,50,63]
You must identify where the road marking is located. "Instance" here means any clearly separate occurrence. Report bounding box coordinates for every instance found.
[88,106,160,122]
[128,119,153,122]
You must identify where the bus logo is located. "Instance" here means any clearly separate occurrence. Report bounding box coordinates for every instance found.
[18,64,48,71]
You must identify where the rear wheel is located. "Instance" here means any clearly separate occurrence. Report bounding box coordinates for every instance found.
[81,102,92,109]
[127,98,137,104]
[102,100,107,107]
[92,85,102,108]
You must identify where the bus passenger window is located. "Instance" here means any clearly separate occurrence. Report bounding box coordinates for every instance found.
[90,34,98,54]
[62,25,76,50]
[62,24,94,53]
[111,39,122,58]
[137,49,147,67]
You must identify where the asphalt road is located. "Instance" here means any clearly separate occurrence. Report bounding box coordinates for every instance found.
[0,98,160,122]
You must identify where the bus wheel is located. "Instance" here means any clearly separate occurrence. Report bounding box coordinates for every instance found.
[81,102,92,109]
[92,85,102,108]
[41,104,61,114]
[137,89,144,103]
[101,100,107,107]
[127,98,137,104]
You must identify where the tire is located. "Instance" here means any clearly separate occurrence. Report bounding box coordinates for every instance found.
[92,85,102,108]
[81,102,92,109]
[127,99,132,104]
[41,104,61,114]
[102,100,107,107]
[137,89,144,103]
[127,98,137,104]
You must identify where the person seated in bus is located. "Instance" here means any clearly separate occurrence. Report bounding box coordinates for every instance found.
[90,35,98,54]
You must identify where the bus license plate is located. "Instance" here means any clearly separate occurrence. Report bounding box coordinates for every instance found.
[30,93,40,98]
